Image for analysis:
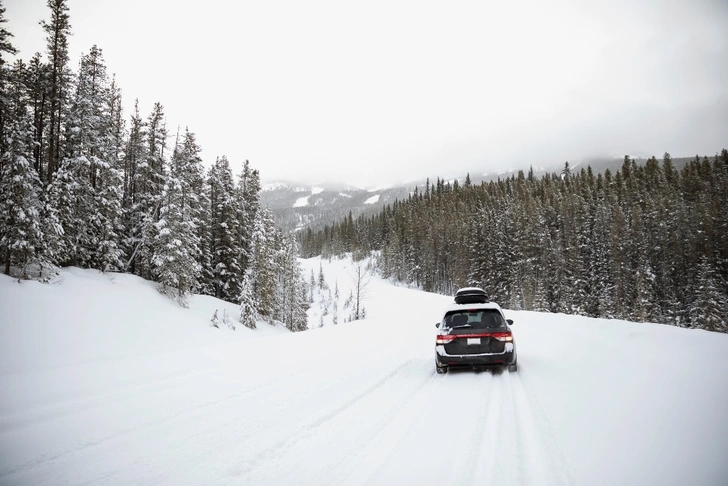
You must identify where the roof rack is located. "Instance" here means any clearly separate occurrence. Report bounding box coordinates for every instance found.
[454,287,487,304]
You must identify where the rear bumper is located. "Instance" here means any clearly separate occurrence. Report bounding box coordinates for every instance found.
[435,345,516,368]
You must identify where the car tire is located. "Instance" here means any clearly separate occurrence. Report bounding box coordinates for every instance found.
[436,364,448,374]
[508,362,518,372]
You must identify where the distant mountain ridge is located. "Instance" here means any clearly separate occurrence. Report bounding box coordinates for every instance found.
[260,181,410,233]
[261,155,701,233]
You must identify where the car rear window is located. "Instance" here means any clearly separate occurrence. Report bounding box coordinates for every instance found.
[444,309,505,329]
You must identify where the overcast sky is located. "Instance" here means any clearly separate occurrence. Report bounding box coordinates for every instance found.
[5,0,728,187]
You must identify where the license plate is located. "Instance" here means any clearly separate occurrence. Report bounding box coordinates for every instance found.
[467,338,481,345]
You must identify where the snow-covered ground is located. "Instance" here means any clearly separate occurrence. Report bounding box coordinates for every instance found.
[1,257,727,485]
[291,187,325,208]
[293,195,310,207]
[363,194,380,205]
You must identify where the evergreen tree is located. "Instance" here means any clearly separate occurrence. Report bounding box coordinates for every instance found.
[208,155,242,301]
[274,235,309,331]
[135,103,168,276]
[24,53,49,177]
[239,269,257,329]
[152,173,200,307]
[61,45,122,270]
[0,0,19,163]
[91,160,124,271]
[175,128,207,287]
[236,159,260,276]
[210,309,219,328]
[0,94,45,275]
[121,100,149,274]
[150,127,207,303]
[690,256,726,332]
[41,0,72,182]
[251,207,278,321]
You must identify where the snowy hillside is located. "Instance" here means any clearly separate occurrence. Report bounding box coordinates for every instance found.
[1,259,728,485]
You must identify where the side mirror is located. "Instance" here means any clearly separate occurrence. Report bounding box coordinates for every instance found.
[507,319,514,325]
[435,322,440,328]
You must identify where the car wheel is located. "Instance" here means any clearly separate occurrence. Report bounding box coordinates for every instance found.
[436,364,448,374]
[508,362,518,372]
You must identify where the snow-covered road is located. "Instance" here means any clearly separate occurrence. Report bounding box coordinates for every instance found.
[1,259,728,485]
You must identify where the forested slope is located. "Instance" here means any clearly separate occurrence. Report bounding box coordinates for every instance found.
[0,1,310,331]
[300,153,728,332]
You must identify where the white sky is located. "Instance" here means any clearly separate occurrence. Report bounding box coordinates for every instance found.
[5,0,728,187]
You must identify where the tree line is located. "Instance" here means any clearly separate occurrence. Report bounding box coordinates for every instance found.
[299,153,728,333]
[0,0,308,332]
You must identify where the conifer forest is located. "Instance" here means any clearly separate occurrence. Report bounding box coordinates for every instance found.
[299,154,728,333]
[0,0,308,332]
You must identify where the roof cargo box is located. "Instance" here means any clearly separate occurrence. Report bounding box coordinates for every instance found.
[454,287,487,304]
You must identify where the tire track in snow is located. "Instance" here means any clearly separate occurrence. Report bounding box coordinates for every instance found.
[507,369,535,485]
[447,371,497,485]
[346,368,507,486]
[233,356,426,483]
[468,370,505,485]
[138,357,427,484]
[505,365,576,486]
[335,361,440,486]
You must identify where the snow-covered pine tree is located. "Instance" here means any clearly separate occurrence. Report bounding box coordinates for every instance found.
[21,53,48,178]
[133,103,167,278]
[106,75,125,171]
[0,62,45,276]
[41,0,72,182]
[62,45,123,271]
[92,157,124,271]
[197,163,214,296]
[274,234,309,331]
[176,128,207,291]
[151,173,200,307]
[121,100,149,275]
[145,103,167,199]
[690,256,726,332]
[0,0,19,167]
[250,207,278,322]
[591,198,614,318]
[207,155,242,302]
[222,309,235,330]
[293,271,310,331]
[46,154,94,266]
[238,269,257,329]
[236,159,260,276]
[93,72,126,272]
[0,153,45,276]
[150,127,208,306]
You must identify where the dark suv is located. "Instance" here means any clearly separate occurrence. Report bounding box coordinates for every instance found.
[435,302,517,374]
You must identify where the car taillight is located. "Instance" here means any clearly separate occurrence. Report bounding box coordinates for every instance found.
[436,334,457,345]
[492,332,513,342]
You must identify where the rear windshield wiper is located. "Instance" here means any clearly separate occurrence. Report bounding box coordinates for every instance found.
[450,324,472,329]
